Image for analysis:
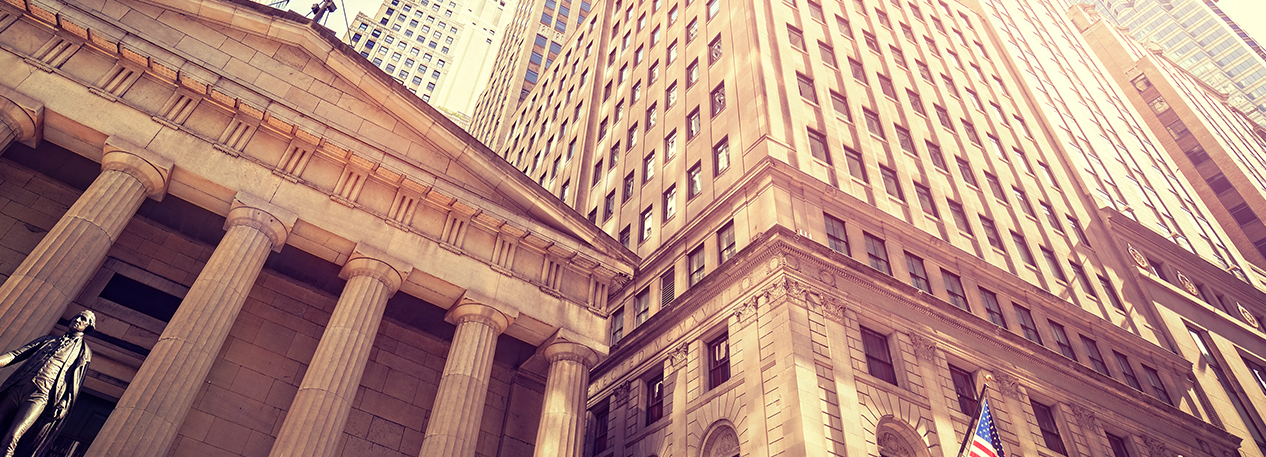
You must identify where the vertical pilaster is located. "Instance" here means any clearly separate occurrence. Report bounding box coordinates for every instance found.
[270,256,404,457]
[85,198,292,457]
[0,146,166,353]
[417,301,513,457]
[533,341,599,457]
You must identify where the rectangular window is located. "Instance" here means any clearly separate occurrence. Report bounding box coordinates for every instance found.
[947,200,970,234]
[689,245,705,286]
[610,307,624,343]
[1015,304,1042,344]
[1013,232,1035,266]
[646,373,665,424]
[714,137,730,173]
[907,90,925,115]
[820,43,837,66]
[950,364,978,415]
[927,141,946,169]
[980,288,1006,328]
[687,162,702,197]
[1013,187,1035,216]
[808,129,831,163]
[709,333,731,388]
[1107,433,1131,457]
[915,183,937,217]
[850,58,867,82]
[664,185,677,220]
[943,269,969,310]
[906,252,930,293]
[1042,248,1066,282]
[980,217,1003,250]
[1031,400,1067,455]
[865,233,892,275]
[1099,275,1123,310]
[880,166,903,200]
[797,74,818,103]
[826,214,849,255]
[789,26,806,49]
[878,75,897,98]
[1050,322,1076,360]
[864,109,884,138]
[1114,351,1142,390]
[846,147,867,181]
[1144,364,1173,405]
[896,126,915,153]
[831,92,851,120]
[635,288,651,325]
[661,267,675,306]
[593,401,611,451]
[719,221,737,262]
[1082,336,1109,375]
[935,105,952,128]
[861,326,897,385]
[640,206,653,241]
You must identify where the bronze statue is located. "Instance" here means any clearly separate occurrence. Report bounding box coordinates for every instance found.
[0,310,94,457]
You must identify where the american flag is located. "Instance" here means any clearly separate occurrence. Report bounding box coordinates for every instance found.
[966,398,1006,457]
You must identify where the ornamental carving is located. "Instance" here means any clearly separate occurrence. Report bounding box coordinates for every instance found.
[668,343,690,369]
[808,292,847,324]
[1142,434,1170,457]
[908,333,939,363]
[819,270,836,287]
[1127,244,1149,269]
[878,432,913,457]
[1239,303,1260,329]
[1068,403,1100,432]
[765,276,803,300]
[705,426,740,457]
[992,371,1022,400]
[734,299,758,323]
[1177,271,1197,296]
[613,381,631,405]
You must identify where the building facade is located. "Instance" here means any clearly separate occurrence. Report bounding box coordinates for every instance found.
[0,0,635,456]
[466,0,594,148]
[341,0,515,127]
[1087,0,1266,129]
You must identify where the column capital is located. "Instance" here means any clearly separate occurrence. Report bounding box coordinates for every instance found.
[542,340,600,369]
[340,256,404,295]
[446,300,514,334]
[0,95,37,144]
[102,146,170,199]
[225,205,291,252]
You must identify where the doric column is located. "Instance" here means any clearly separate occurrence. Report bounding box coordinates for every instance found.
[0,146,166,353]
[270,255,404,457]
[533,341,600,457]
[86,197,293,457]
[0,94,37,153]
[417,301,513,457]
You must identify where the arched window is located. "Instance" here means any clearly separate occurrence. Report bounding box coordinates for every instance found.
[701,423,740,457]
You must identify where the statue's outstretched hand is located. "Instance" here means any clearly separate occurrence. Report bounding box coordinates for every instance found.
[52,402,68,420]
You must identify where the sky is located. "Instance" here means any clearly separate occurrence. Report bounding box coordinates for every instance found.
[306,0,1266,55]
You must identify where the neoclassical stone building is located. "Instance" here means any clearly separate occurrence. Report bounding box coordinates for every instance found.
[0,0,637,455]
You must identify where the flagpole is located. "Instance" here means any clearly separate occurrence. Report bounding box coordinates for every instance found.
[955,381,992,457]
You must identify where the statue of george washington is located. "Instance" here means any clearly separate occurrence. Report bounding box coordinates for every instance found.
[0,310,94,457]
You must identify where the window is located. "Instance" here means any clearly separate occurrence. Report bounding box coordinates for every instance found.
[687,18,699,43]
[906,252,930,292]
[709,333,731,388]
[935,105,952,128]
[635,288,651,325]
[666,130,678,158]
[915,183,937,217]
[689,245,705,286]
[943,270,968,310]
[1143,364,1173,405]
[864,109,884,138]
[714,137,730,173]
[719,221,737,262]
[849,58,867,82]
[646,373,665,424]
[950,364,977,415]
[1012,232,1035,266]
[865,232,891,275]
[1013,187,1035,216]
[980,288,1006,328]
[1031,400,1067,455]
[688,162,702,197]
[1191,327,1266,444]
[1068,216,1090,247]
[831,92,851,119]
[661,267,675,305]
[707,0,720,18]
[1015,304,1041,344]
[808,129,830,163]
[861,326,897,385]
[711,82,726,115]
[664,185,677,220]
[687,108,701,139]
[907,90,925,115]
[709,35,723,64]
[880,166,903,200]
[808,1,825,20]
[948,200,970,234]
[896,126,915,153]
[820,43,837,66]
[846,148,867,181]
[610,307,624,343]
[1099,275,1123,310]
[1050,322,1076,360]
[593,401,611,452]
[878,75,897,98]
[1114,351,1142,390]
[984,173,1005,200]
[1081,336,1109,375]
[797,73,818,103]
[687,59,700,86]
[961,120,979,144]
[1042,248,1066,282]
[1107,433,1131,457]
[789,26,806,49]
[826,214,849,254]
[647,103,658,129]
[837,15,853,37]
[640,206,653,241]
[927,141,945,169]
[863,31,880,52]
[955,157,976,186]
[623,172,635,201]
[604,191,616,220]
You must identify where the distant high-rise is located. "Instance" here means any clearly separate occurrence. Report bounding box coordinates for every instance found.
[1089,0,1266,129]
[466,0,594,148]
[341,0,515,128]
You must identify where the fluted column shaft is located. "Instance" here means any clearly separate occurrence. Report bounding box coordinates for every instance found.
[533,342,599,457]
[270,257,402,457]
[417,302,512,457]
[86,204,289,457]
[0,149,165,353]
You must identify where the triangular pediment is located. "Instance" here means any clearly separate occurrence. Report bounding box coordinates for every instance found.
[6,0,634,270]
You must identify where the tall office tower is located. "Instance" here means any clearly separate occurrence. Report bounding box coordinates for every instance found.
[342,0,514,128]
[1077,6,1266,274]
[495,0,1266,456]
[466,0,595,147]
[1086,0,1266,129]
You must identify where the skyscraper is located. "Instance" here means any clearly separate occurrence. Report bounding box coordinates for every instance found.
[342,0,514,128]
[1088,0,1266,129]
[495,0,1266,455]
